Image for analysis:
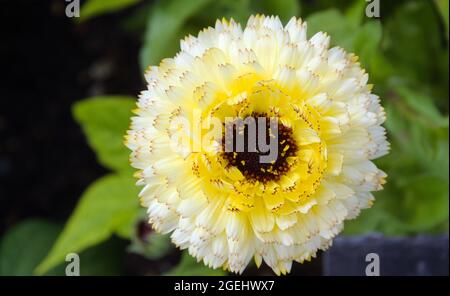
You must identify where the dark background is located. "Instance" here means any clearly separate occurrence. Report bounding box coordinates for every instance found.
[0,0,143,236]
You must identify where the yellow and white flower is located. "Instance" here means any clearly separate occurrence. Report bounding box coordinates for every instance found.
[125,15,389,275]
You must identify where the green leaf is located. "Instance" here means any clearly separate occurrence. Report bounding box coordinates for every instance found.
[343,184,412,236]
[165,251,227,276]
[345,0,366,27]
[345,172,449,236]
[120,2,153,32]
[343,208,410,236]
[435,0,449,40]
[384,96,449,180]
[186,0,250,31]
[139,0,214,71]
[79,0,141,22]
[351,93,449,235]
[35,174,140,275]
[399,175,449,231]
[306,8,383,73]
[0,219,63,275]
[353,20,382,70]
[394,85,448,128]
[382,0,444,85]
[1,220,128,276]
[306,9,356,51]
[73,96,135,172]
[368,50,396,84]
[250,0,300,23]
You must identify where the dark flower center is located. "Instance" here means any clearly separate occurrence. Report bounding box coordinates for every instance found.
[222,113,298,183]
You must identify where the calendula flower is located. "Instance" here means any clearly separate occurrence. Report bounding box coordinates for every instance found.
[125,15,389,275]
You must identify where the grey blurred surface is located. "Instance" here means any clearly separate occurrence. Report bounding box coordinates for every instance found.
[323,234,449,276]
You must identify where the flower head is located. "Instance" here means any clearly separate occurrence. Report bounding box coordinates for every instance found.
[125,15,389,275]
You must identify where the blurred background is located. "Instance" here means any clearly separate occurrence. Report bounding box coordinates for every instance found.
[0,0,448,276]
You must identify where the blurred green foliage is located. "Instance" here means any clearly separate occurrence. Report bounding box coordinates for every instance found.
[1,219,126,275]
[36,173,140,274]
[165,251,227,276]
[139,0,301,71]
[79,0,142,22]
[1,0,447,275]
[0,219,62,275]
